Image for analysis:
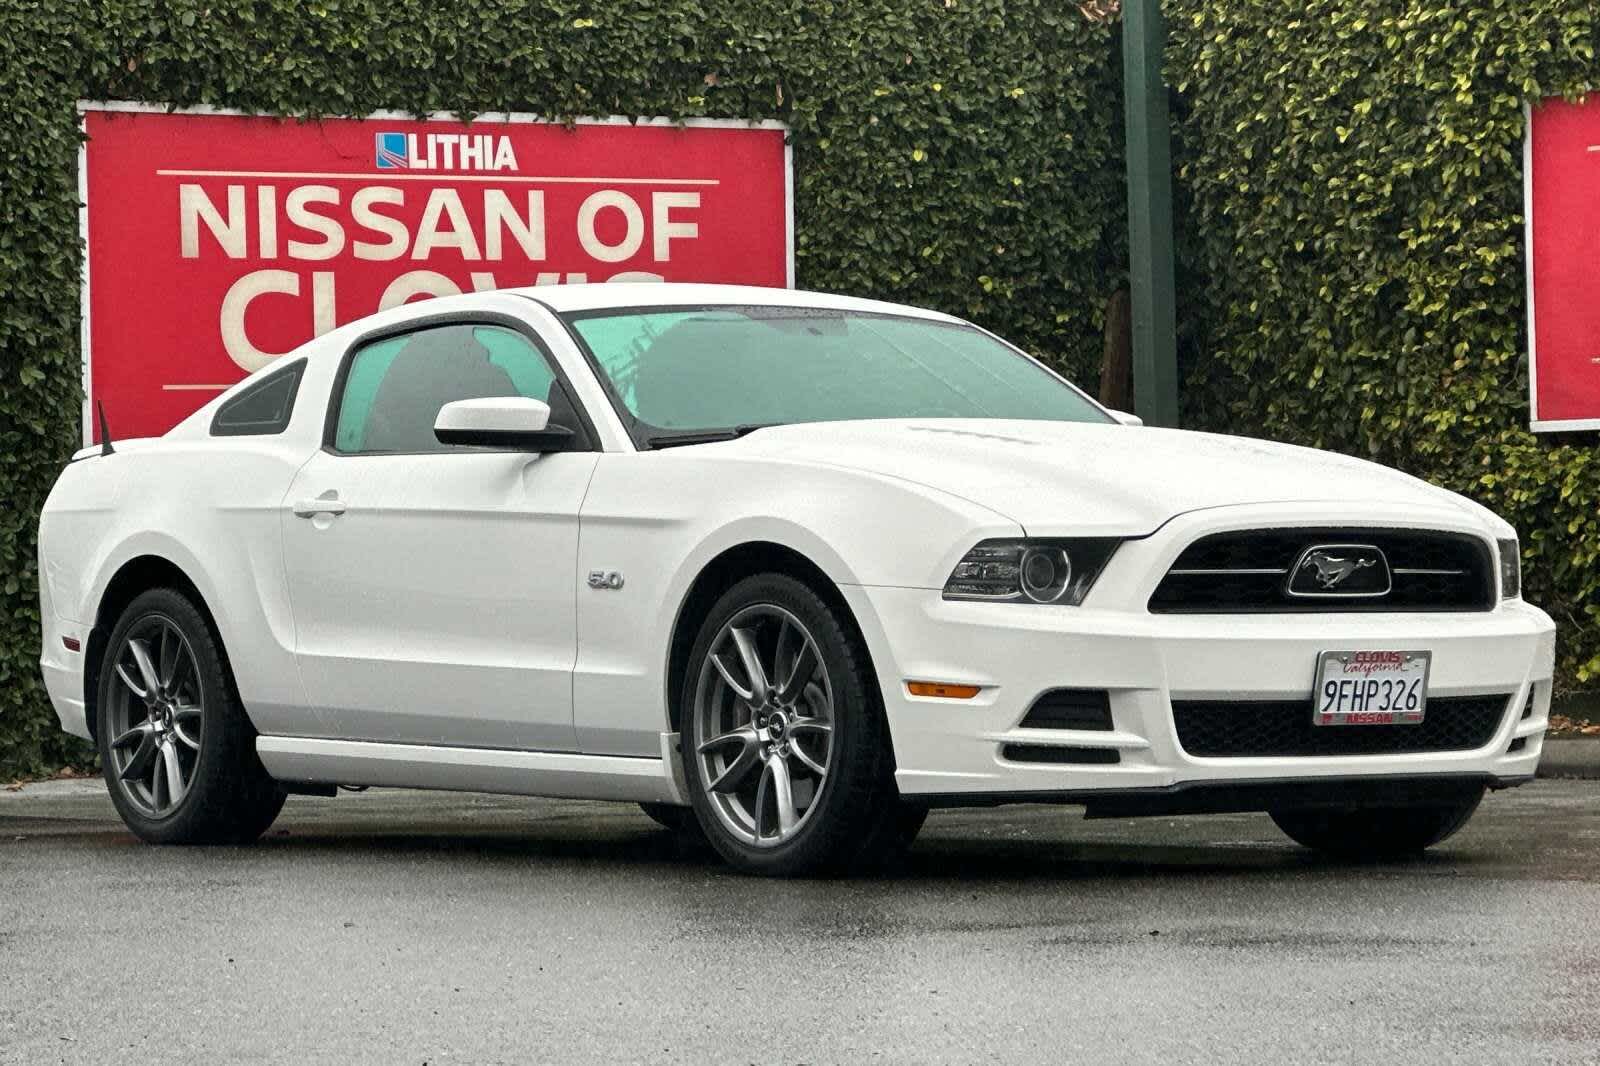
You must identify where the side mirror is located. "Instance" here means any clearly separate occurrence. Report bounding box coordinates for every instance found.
[1108,409,1144,427]
[434,397,574,451]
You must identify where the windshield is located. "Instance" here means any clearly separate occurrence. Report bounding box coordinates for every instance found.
[562,305,1111,445]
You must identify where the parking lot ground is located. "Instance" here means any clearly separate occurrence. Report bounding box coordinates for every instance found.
[4,777,1599,1065]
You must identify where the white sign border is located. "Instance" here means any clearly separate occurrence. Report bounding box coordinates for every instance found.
[75,101,796,446]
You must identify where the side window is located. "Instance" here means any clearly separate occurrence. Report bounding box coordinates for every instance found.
[332,324,563,454]
[211,358,305,436]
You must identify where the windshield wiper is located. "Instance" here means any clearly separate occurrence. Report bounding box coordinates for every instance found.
[644,424,779,449]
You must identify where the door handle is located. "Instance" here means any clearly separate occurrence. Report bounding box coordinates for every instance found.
[292,491,347,518]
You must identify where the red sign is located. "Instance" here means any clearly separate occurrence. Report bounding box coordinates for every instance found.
[78,103,792,442]
[1527,95,1600,431]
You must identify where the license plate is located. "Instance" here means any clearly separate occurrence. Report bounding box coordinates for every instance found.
[1312,650,1429,726]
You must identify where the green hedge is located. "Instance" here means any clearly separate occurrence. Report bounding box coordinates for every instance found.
[6,0,1598,780]
[1165,0,1600,684]
[0,0,1126,778]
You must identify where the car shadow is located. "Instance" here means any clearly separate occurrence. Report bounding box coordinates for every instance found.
[234,813,1485,886]
[4,797,1492,887]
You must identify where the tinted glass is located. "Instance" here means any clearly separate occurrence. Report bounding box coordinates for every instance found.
[211,358,304,436]
[566,305,1109,438]
[334,324,559,454]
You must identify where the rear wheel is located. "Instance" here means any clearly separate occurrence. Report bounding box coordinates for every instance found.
[97,588,285,844]
[680,574,905,876]
[1270,791,1483,859]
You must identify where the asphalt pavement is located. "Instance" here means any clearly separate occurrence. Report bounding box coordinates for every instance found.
[4,777,1599,1065]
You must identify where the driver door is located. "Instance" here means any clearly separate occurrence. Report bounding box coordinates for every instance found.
[280,319,596,751]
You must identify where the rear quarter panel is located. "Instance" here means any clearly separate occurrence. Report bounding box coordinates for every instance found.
[40,439,318,736]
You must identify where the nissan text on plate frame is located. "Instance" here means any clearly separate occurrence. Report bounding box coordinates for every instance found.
[37,284,1554,875]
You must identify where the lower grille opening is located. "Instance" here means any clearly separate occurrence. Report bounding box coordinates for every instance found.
[1002,744,1120,765]
[1507,737,1528,754]
[1172,694,1511,757]
[1019,689,1113,730]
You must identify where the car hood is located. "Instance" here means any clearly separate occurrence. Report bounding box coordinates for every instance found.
[728,419,1474,534]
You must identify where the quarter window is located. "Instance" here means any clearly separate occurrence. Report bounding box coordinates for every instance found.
[210,358,305,437]
[332,324,565,454]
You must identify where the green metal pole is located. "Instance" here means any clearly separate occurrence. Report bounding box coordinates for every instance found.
[1121,0,1179,427]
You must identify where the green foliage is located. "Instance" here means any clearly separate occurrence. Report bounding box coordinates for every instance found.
[7,0,1597,779]
[0,0,1125,777]
[1,5,91,779]
[1166,0,1600,686]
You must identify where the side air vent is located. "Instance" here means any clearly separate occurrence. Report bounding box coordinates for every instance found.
[1019,689,1113,731]
[1001,744,1120,765]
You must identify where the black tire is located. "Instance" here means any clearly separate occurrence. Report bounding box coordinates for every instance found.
[852,801,930,871]
[638,802,697,834]
[1270,790,1483,859]
[96,587,286,844]
[679,573,903,876]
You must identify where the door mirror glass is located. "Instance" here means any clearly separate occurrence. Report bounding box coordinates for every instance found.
[435,397,572,450]
[1108,409,1144,427]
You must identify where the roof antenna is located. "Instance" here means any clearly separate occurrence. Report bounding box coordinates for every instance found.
[97,401,115,456]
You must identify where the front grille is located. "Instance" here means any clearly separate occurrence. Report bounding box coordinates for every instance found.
[1149,528,1494,613]
[1172,694,1511,757]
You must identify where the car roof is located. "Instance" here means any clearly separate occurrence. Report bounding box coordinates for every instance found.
[509,282,965,323]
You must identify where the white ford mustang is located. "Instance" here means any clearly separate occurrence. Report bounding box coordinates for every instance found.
[39,284,1554,875]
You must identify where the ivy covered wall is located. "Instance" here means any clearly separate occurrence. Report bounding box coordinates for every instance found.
[3,0,1597,779]
[0,0,1125,776]
[1166,0,1599,684]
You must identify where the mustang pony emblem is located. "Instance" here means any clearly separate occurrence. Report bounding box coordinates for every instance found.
[1299,551,1375,590]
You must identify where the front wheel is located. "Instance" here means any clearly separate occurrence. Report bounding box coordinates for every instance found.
[97,587,286,845]
[680,574,903,876]
[638,801,708,838]
[1270,791,1483,859]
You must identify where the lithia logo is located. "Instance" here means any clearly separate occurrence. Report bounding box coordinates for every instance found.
[375,131,519,172]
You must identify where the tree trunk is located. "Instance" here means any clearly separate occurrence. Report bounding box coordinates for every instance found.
[1099,287,1133,411]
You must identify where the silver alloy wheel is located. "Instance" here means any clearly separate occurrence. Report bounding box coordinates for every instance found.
[692,604,835,848]
[105,614,204,818]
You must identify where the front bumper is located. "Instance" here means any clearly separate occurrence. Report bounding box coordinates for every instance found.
[843,509,1555,802]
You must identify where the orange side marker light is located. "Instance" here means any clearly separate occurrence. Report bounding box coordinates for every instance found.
[906,681,981,699]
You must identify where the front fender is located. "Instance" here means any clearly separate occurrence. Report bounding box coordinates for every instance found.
[571,452,1019,755]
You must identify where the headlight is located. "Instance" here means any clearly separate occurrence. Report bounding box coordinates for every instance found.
[943,538,1121,605]
[1497,537,1521,600]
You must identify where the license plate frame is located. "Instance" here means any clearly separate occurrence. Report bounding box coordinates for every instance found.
[1312,650,1430,726]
